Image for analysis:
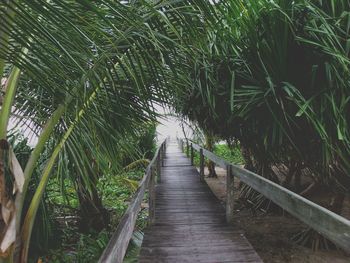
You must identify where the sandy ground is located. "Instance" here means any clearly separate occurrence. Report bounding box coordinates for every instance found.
[200,167,350,263]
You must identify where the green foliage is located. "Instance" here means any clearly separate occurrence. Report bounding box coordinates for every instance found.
[99,169,144,215]
[43,229,110,263]
[214,144,244,165]
[0,1,209,260]
[137,124,157,160]
[39,164,149,262]
[185,143,244,166]
[172,0,350,192]
[9,133,62,256]
[4,0,350,259]
[6,124,156,262]
[46,178,79,209]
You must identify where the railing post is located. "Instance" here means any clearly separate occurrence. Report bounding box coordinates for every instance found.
[161,143,165,167]
[157,150,161,183]
[190,143,194,166]
[199,148,204,182]
[186,140,189,156]
[148,166,156,225]
[226,164,234,223]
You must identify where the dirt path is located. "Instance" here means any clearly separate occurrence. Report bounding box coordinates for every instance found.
[201,167,350,263]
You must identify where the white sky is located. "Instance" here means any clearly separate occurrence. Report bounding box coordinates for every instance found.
[154,104,193,143]
[156,115,182,141]
[7,103,187,146]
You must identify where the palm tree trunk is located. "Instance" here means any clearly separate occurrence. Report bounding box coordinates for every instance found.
[205,133,217,177]
[0,49,27,263]
[76,176,109,232]
[240,142,254,171]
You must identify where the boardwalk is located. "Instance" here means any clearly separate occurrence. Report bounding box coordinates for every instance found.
[139,141,262,263]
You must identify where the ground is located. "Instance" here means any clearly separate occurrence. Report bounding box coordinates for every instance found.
[202,167,350,263]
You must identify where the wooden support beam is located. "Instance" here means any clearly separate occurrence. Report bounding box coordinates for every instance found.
[186,140,189,156]
[161,145,164,167]
[199,148,204,182]
[148,167,156,225]
[157,151,161,183]
[226,165,234,223]
[190,143,194,165]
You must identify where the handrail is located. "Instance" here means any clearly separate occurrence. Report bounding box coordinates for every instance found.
[179,138,350,253]
[98,139,167,263]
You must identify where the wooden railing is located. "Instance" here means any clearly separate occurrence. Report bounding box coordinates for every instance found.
[98,139,167,263]
[178,138,350,253]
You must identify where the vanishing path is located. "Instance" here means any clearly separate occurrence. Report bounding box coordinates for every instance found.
[139,140,262,263]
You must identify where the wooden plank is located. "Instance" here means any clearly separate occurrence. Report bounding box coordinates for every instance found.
[139,141,262,263]
[226,164,234,223]
[189,141,350,252]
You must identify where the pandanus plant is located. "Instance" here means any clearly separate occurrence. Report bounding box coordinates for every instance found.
[0,0,211,262]
[172,0,350,219]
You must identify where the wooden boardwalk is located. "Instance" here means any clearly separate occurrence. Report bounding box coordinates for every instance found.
[139,141,262,263]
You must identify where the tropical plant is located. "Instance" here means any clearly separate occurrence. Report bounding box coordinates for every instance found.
[170,0,350,247]
[0,1,212,262]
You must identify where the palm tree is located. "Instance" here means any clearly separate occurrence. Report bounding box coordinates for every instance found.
[0,1,210,262]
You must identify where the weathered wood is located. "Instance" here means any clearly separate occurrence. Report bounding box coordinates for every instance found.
[148,167,156,225]
[191,142,230,169]
[199,148,204,182]
[161,145,165,167]
[156,152,161,183]
[98,140,166,263]
[191,142,200,151]
[139,141,262,263]
[190,143,194,165]
[226,164,234,223]
[179,139,183,152]
[186,140,189,156]
[189,141,350,252]
[202,147,230,169]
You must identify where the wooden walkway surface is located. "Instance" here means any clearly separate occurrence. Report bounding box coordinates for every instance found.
[139,141,262,263]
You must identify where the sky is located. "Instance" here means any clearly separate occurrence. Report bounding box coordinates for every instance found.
[6,100,186,146]
[156,115,182,142]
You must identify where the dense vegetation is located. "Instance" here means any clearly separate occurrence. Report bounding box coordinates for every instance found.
[172,0,350,250]
[0,1,211,262]
[0,0,349,261]
[172,0,350,212]
[10,127,155,262]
